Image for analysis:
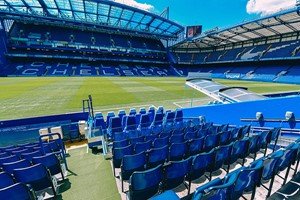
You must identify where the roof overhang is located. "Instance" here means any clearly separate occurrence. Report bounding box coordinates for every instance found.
[173,6,300,49]
[0,0,184,39]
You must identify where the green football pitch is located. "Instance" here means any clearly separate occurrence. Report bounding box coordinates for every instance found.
[0,77,300,121]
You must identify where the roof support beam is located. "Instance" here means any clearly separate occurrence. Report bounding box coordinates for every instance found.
[3,0,19,12]
[274,16,298,32]
[36,0,52,16]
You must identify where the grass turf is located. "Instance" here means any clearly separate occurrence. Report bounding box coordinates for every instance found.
[0,77,300,120]
[59,147,121,200]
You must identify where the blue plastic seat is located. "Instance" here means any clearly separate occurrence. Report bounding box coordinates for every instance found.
[13,163,56,196]
[257,130,272,156]
[113,139,130,149]
[230,127,242,142]
[139,107,147,115]
[21,151,43,163]
[108,116,123,138]
[2,159,31,175]
[128,164,163,200]
[187,148,215,194]
[129,108,137,116]
[188,137,205,156]
[248,135,260,160]
[203,133,219,152]
[33,145,52,154]
[184,131,197,141]
[147,145,169,168]
[219,131,231,146]
[135,140,152,154]
[169,142,188,161]
[118,110,126,120]
[129,136,144,146]
[219,124,229,132]
[163,111,175,131]
[197,128,209,138]
[169,133,184,144]
[153,137,169,149]
[135,114,141,126]
[231,159,264,200]
[23,144,39,152]
[0,155,19,166]
[151,113,164,134]
[149,190,180,200]
[270,127,281,152]
[148,107,155,123]
[11,148,31,158]
[5,147,23,155]
[124,115,137,132]
[121,152,147,192]
[17,143,32,149]
[106,111,115,128]
[32,153,65,180]
[224,138,249,172]
[276,143,299,185]
[164,157,192,192]
[112,144,134,177]
[209,142,233,179]
[192,172,237,200]
[0,152,9,158]
[173,109,183,130]
[0,145,15,152]
[138,114,152,136]
[240,125,251,139]
[172,129,184,135]
[259,150,284,197]
[144,134,159,142]
[159,131,172,139]
[0,183,37,200]
[0,171,15,189]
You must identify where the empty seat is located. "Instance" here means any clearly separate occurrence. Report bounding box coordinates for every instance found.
[169,142,188,161]
[0,171,15,189]
[120,152,147,192]
[0,183,37,200]
[163,157,192,192]
[13,163,57,196]
[139,107,147,115]
[108,117,123,138]
[21,151,43,163]
[135,140,152,154]
[147,145,169,169]
[32,154,65,180]
[106,111,115,128]
[0,155,19,166]
[112,145,134,177]
[2,159,31,175]
[129,108,137,116]
[128,164,163,200]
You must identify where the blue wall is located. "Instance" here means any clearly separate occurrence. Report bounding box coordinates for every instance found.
[183,95,300,129]
[0,112,89,147]
[0,22,7,73]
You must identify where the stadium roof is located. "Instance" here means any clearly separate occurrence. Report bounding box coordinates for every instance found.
[173,6,300,49]
[0,0,184,39]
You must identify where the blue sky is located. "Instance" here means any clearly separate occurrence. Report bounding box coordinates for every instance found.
[113,0,296,31]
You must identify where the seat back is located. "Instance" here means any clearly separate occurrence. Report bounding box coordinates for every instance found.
[174,109,183,123]
[169,142,188,161]
[106,111,115,128]
[152,113,163,126]
[135,140,152,154]
[125,115,137,131]
[189,137,205,156]
[164,111,175,125]
[129,164,162,200]
[129,108,137,116]
[219,131,231,146]
[139,114,151,129]
[2,159,31,175]
[232,159,264,199]
[121,152,147,181]
[204,133,219,152]
[0,183,36,200]
[164,157,193,190]
[108,116,122,136]
[153,137,169,148]
[139,107,146,115]
[189,148,215,181]
[118,110,126,119]
[32,154,63,177]
[214,143,233,171]
[21,151,43,163]
[0,172,15,189]
[0,155,19,166]
[13,163,54,193]
[169,133,184,144]
[113,145,134,168]
[261,150,284,180]
[148,145,169,168]
[0,152,9,158]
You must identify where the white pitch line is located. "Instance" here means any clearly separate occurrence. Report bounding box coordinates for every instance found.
[173,102,183,108]
[94,104,152,112]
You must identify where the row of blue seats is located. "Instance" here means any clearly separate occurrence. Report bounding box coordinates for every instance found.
[123,127,282,200]
[152,138,300,200]
[114,126,279,197]
[0,152,65,199]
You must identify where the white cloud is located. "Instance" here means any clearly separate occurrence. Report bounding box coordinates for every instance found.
[112,0,154,12]
[246,0,296,16]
